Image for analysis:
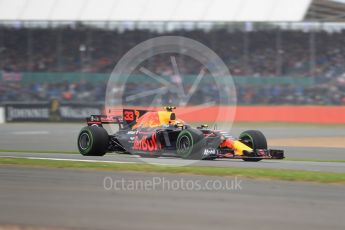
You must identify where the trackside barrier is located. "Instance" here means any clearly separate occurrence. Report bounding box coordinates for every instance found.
[3,101,103,122]
[0,106,4,124]
[106,106,345,124]
[234,106,345,124]
[173,106,345,124]
[3,103,345,124]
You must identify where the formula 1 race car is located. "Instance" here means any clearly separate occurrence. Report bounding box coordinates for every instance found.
[77,107,284,161]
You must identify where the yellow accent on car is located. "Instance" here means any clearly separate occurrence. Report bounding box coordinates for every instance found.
[158,111,172,125]
[232,140,253,156]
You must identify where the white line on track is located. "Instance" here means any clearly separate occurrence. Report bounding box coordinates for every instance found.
[0,156,177,166]
[11,131,50,135]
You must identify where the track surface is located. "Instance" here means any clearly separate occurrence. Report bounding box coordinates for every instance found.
[1,123,345,229]
[1,123,344,160]
[0,123,344,173]
[0,166,344,230]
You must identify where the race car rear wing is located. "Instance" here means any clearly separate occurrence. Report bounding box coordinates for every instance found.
[86,115,124,128]
[86,109,150,130]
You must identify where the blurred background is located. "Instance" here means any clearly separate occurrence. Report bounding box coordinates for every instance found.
[0,0,345,123]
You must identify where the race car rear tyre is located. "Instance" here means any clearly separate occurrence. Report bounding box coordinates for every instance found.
[239,130,267,162]
[176,129,206,160]
[78,126,109,156]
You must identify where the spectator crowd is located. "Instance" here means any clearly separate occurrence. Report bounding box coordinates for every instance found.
[1,25,345,105]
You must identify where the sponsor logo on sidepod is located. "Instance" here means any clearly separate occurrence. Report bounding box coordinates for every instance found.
[133,133,161,152]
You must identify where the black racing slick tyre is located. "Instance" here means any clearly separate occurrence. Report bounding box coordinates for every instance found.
[78,126,109,156]
[176,129,206,160]
[239,130,267,162]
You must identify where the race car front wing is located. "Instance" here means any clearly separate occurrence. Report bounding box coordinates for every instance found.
[242,149,285,159]
[218,149,285,160]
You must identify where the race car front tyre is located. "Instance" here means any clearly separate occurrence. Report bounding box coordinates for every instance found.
[239,130,267,162]
[78,126,109,156]
[176,129,206,160]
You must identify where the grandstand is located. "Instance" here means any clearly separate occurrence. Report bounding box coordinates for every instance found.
[0,0,345,106]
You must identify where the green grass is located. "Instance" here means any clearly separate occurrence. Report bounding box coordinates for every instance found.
[0,157,344,184]
[0,149,344,163]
